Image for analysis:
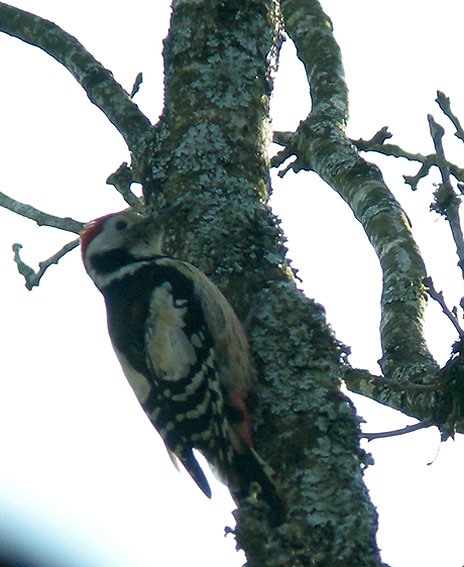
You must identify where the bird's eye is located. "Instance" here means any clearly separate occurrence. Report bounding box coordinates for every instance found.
[115,220,128,231]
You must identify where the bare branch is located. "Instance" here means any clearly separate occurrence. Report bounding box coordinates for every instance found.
[362,421,434,441]
[427,114,464,277]
[0,190,84,233]
[436,90,464,143]
[344,367,438,394]
[343,367,451,439]
[280,0,438,385]
[272,130,295,148]
[13,238,80,290]
[130,72,143,99]
[106,163,143,209]
[0,190,84,288]
[425,277,464,337]
[352,129,464,190]
[351,126,393,151]
[0,3,153,163]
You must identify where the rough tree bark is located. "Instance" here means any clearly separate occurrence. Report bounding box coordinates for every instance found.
[2,1,463,566]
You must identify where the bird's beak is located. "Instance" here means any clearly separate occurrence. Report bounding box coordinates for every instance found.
[143,201,184,228]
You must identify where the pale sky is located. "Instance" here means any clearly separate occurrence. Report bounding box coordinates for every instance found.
[1,2,464,566]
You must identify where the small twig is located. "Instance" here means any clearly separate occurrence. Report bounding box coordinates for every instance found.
[351,129,464,190]
[0,190,84,233]
[106,162,143,208]
[352,126,392,147]
[428,114,446,160]
[272,130,295,148]
[436,91,464,143]
[271,131,300,176]
[362,421,434,441]
[428,114,464,276]
[424,276,464,337]
[344,367,439,395]
[130,72,143,98]
[13,238,80,290]
[403,161,435,191]
[0,190,84,288]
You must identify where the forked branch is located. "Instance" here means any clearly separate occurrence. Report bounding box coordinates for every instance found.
[0,189,84,288]
[13,239,80,290]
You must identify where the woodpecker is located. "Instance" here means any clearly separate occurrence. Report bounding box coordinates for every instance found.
[81,209,283,517]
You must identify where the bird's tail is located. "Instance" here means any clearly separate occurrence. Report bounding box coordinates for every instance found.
[169,442,285,524]
[167,446,212,499]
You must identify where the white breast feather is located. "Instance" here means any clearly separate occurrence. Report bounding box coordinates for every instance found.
[146,282,198,380]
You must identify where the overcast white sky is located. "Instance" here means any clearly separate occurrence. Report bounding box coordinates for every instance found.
[1,2,464,566]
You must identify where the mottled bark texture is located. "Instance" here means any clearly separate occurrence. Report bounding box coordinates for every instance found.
[141,1,382,565]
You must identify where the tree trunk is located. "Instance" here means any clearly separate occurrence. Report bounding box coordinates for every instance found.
[143,2,383,565]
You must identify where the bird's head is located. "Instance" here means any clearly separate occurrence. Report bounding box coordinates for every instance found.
[81,209,165,282]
